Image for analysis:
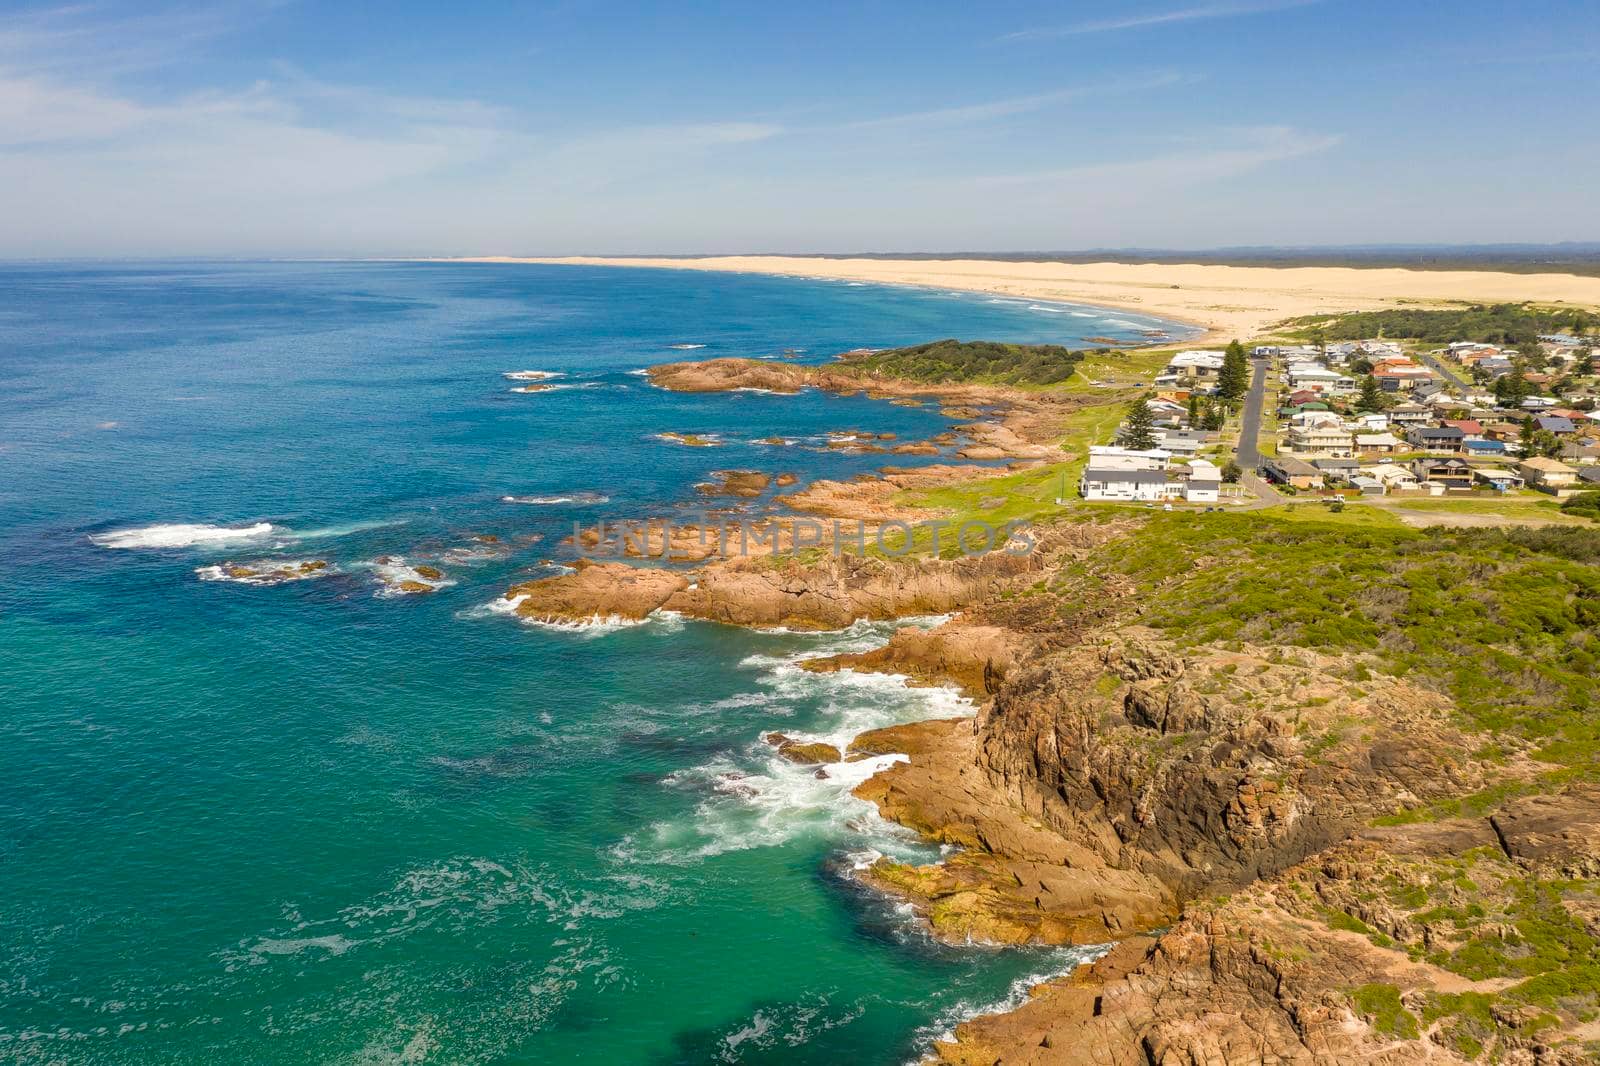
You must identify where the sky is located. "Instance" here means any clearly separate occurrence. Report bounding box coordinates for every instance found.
[2,0,1598,257]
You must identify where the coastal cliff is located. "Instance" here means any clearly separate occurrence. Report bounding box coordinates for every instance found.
[498,347,1600,1063]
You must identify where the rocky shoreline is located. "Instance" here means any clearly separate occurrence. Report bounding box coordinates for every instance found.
[498,355,1600,1064]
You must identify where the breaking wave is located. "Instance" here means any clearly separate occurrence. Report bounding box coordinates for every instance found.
[90,522,275,549]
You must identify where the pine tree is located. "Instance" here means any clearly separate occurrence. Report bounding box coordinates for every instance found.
[1187,394,1201,425]
[1356,374,1384,413]
[1120,396,1158,450]
[1217,340,1249,402]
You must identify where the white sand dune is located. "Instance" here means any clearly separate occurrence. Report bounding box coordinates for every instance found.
[447,255,1600,343]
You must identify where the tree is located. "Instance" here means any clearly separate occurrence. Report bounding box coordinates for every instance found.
[1495,365,1530,407]
[1120,396,1158,450]
[1187,394,1201,425]
[1356,374,1385,413]
[1203,402,1225,431]
[1527,429,1563,459]
[1217,339,1250,402]
[1221,460,1242,483]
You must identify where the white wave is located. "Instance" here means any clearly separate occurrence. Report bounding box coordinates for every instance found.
[615,617,971,865]
[1025,304,1076,315]
[503,369,564,381]
[501,492,610,505]
[367,556,456,598]
[291,518,406,540]
[626,367,652,376]
[907,943,1112,1061]
[91,521,274,550]
[667,343,706,349]
[1069,310,1096,318]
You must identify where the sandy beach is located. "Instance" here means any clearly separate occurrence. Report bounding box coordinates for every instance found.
[455,255,1600,343]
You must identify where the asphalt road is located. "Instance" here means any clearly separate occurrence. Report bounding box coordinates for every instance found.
[1414,349,1470,391]
[1235,357,1270,469]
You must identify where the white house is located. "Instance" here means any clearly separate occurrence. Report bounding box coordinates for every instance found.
[1182,459,1222,503]
[1086,445,1170,471]
[1366,463,1420,492]
[1080,467,1175,501]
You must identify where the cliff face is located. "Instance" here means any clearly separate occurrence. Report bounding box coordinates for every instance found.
[972,638,1488,900]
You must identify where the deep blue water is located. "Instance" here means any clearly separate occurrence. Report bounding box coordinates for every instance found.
[0,262,1184,1064]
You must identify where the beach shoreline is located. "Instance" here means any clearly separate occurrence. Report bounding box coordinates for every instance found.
[432,254,1600,345]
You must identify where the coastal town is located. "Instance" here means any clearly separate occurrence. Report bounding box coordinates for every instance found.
[1085,322,1600,516]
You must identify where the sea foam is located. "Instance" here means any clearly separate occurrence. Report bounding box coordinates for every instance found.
[90,522,275,549]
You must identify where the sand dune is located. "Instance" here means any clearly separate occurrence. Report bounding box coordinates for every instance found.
[454,255,1600,343]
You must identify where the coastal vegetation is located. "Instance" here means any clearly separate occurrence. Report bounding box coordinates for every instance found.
[1282,303,1588,344]
[1065,513,1600,771]
[844,338,1088,385]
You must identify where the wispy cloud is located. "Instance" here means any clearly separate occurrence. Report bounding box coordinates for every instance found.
[999,0,1321,42]
[842,72,1188,130]
[972,125,1340,187]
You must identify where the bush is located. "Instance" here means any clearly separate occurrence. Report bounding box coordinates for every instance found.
[846,339,1086,385]
[1559,491,1600,518]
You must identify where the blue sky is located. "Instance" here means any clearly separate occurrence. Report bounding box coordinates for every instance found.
[2,0,1597,256]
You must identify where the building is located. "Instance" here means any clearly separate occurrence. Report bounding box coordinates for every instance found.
[1353,432,1404,455]
[1263,456,1323,490]
[1366,463,1421,492]
[1182,459,1222,503]
[1312,457,1362,481]
[1079,467,1174,502]
[1518,456,1580,494]
[1388,403,1432,428]
[1086,445,1169,471]
[1407,426,1466,453]
[1473,468,1525,492]
[1156,350,1225,385]
[1287,421,1354,456]
[1411,457,1474,491]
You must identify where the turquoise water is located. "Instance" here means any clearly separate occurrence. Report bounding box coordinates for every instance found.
[0,263,1185,1064]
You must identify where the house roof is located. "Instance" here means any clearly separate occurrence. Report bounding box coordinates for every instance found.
[1084,468,1171,486]
[1579,466,1600,483]
[1411,426,1465,439]
[1442,419,1483,435]
[1267,457,1321,477]
[1519,457,1578,474]
[1536,416,1577,433]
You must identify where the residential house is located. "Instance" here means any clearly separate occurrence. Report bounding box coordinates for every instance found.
[1366,463,1421,492]
[1407,426,1466,453]
[1483,421,1525,442]
[1080,446,1175,502]
[1578,466,1600,487]
[1388,403,1432,428]
[1535,415,1577,436]
[1182,459,1222,503]
[1286,362,1354,395]
[1079,468,1174,502]
[1473,468,1525,492]
[1517,456,1580,495]
[1373,365,1435,392]
[1157,350,1225,385]
[1312,457,1361,482]
[1263,456,1323,490]
[1441,419,1483,437]
[1152,428,1212,456]
[1287,420,1354,457]
[1353,431,1404,455]
[1411,457,1474,491]
[1085,445,1169,471]
[1463,438,1509,459]
[1350,475,1386,495]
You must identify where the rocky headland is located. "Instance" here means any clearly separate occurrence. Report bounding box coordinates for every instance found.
[496,347,1600,1062]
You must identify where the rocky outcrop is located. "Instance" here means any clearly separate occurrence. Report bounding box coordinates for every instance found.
[660,542,1046,631]
[802,620,1027,696]
[504,561,688,622]
[696,470,773,497]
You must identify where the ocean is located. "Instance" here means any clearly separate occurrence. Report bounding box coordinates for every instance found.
[0,261,1189,1064]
